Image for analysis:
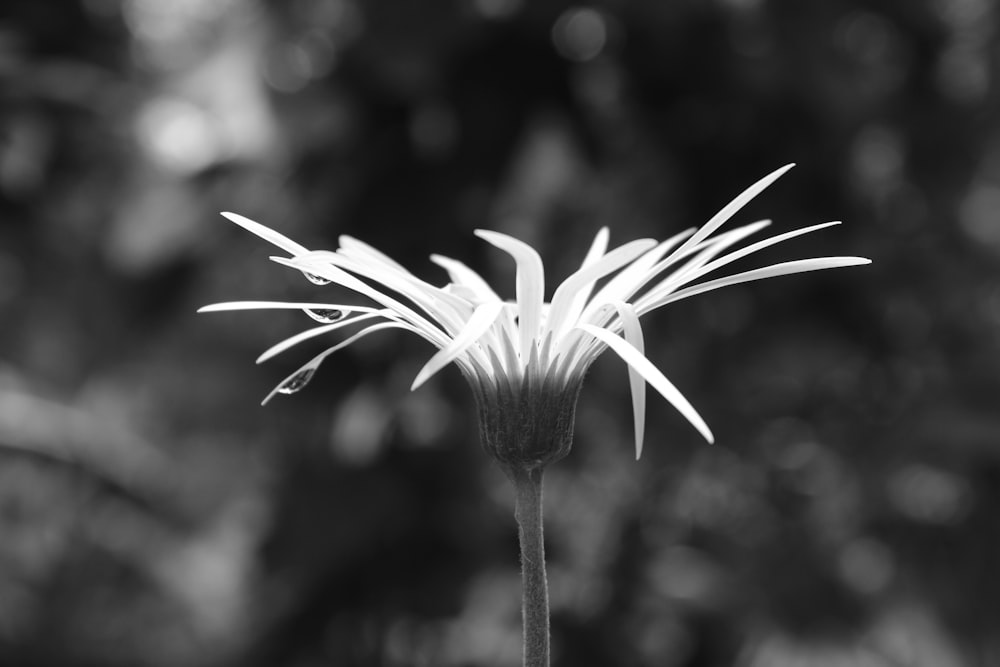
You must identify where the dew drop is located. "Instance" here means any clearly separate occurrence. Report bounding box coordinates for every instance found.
[305,308,346,323]
[304,272,331,285]
[278,367,316,395]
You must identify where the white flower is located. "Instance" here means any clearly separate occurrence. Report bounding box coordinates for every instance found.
[200,164,869,462]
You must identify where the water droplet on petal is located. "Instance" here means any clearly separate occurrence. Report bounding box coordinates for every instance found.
[304,272,331,285]
[305,308,346,323]
[278,367,316,395]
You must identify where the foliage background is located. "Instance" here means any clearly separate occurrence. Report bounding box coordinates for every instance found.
[1,0,998,665]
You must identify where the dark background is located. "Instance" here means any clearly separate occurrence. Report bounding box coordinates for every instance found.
[1,0,998,665]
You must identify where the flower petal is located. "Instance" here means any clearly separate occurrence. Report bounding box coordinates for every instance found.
[691,220,843,281]
[605,301,648,459]
[272,256,450,347]
[429,254,502,302]
[581,227,695,321]
[338,235,412,274]
[198,301,377,314]
[257,311,392,363]
[261,322,409,405]
[220,212,310,256]
[545,238,657,340]
[297,250,475,335]
[474,230,544,363]
[411,301,506,390]
[652,220,773,287]
[639,256,872,313]
[669,164,795,259]
[581,228,611,267]
[577,324,714,444]
[629,221,773,309]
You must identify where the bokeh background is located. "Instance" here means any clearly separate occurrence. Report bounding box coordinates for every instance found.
[2,0,998,665]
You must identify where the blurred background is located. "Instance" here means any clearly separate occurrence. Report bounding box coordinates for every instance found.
[1,0,998,665]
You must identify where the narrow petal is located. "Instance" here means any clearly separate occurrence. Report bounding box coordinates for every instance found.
[411,301,506,390]
[692,220,843,280]
[429,254,502,302]
[629,220,773,310]
[557,227,611,334]
[653,220,773,286]
[298,249,476,336]
[338,235,412,274]
[579,227,611,270]
[256,311,391,363]
[577,324,714,444]
[272,256,450,347]
[474,230,544,362]
[639,256,872,313]
[220,212,310,256]
[198,301,377,314]
[581,227,695,322]
[545,238,657,339]
[670,164,795,259]
[605,301,648,459]
[261,322,409,405]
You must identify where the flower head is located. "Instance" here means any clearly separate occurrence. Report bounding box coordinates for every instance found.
[201,164,869,464]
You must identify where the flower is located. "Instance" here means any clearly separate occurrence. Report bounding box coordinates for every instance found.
[200,164,869,464]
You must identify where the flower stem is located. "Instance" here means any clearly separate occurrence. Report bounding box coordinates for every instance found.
[511,466,549,667]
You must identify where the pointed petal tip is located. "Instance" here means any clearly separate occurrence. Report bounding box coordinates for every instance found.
[761,163,795,181]
[761,163,795,183]
[409,375,427,392]
[473,229,504,243]
[579,324,714,447]
[833,256,873,267]
[691,420,715,445]
[220,211,249,223]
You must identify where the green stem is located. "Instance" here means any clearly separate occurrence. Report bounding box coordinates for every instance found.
[512,466,549,667]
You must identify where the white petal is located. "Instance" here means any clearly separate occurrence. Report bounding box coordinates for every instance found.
[640,256,872,312]
[220,212,310,256]
[338,235,412,274]
[605,301,648,459]
[670,164,795,259]
[198,301,377,313]
[411,301,506,390]
[546,238,657,340]
[581,227,695,322]
[633,221,773,307]
[299,250,475,336]
[474,230,544,363]
[257,311,391,363]
[554,227,609,341]
[653,220,772,286]
[261,322,409,405]
[692,220,842,280]
[430,254,502,302]
[272,256,450,347]
[580,227,611,269]
[577,324,714,444]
